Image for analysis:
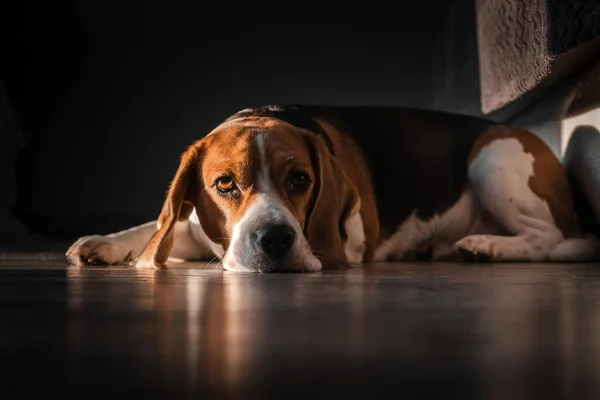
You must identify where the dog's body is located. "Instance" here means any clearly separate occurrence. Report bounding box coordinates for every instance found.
[67,105,600,271]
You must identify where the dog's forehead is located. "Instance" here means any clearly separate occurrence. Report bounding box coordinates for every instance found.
[261,127,310,157]
[205,119,311,164]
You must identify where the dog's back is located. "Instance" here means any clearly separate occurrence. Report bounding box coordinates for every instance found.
[295,105,496,235]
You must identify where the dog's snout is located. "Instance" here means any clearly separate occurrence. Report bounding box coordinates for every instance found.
[253,224,295,259]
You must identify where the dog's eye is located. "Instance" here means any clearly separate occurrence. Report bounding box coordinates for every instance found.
[216,176,236,193]
[289,171,311,191]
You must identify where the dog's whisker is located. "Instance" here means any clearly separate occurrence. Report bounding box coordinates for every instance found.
[204,255,219,269]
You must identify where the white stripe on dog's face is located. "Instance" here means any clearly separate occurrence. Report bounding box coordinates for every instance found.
[222,133,321,272]
[255,133,271,192]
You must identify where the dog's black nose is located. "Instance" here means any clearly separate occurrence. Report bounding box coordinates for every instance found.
[253,224,295,259]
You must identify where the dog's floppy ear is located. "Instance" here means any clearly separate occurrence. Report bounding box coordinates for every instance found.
[136,143,203,269]
[305,135,361,266]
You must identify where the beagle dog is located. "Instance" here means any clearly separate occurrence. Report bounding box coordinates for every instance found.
[66,105,600,272]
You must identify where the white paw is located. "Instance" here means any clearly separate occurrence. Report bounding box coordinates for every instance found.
[453,234,498,261]
[66,235,135,266]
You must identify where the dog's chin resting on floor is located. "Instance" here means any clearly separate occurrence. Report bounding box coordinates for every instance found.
[66,105,600,272]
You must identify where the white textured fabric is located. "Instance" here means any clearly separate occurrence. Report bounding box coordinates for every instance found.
[476,0,600,114]
[476,0,554,114]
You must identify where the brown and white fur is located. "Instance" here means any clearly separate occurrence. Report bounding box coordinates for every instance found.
[66,105,600,272]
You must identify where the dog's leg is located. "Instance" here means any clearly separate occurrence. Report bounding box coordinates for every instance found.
[373,211,437,261]
[66,220,213,266]
[454,132,573,262]
[66,221,158,266]
[548,234,600,262]
[454,216,563,261]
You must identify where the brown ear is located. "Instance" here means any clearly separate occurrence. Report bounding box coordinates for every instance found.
[306,136,360,266]
[136,144,202,269]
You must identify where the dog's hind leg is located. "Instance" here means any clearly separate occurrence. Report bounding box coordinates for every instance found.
[548,234,600,262]
[453,127,585,262]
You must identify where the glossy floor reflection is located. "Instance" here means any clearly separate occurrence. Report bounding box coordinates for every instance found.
[2,254,600,399]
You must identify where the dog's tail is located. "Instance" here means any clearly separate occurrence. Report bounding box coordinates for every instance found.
[551,125,600,261]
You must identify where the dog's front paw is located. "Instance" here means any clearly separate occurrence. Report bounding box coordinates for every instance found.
[66,235,135,266]
[453,235,496,262]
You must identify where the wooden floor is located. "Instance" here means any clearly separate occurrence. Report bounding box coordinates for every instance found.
[2,253,600,399]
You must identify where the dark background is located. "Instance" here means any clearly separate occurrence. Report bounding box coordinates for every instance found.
[4,1,464,240]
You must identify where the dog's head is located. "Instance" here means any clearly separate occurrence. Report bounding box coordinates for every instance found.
[136,107,362,272]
